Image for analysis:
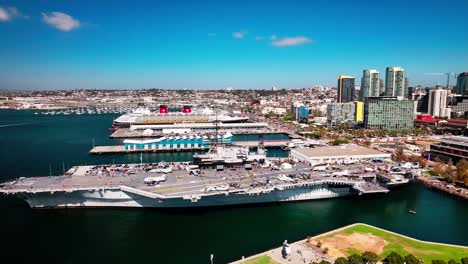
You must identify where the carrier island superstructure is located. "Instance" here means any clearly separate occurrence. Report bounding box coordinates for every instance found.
[0,145,418,209]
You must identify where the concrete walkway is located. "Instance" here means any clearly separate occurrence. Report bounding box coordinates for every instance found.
[231,239,334,264]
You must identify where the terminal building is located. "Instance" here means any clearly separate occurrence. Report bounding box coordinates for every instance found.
[290,144,391,165]
[429,136,468,162]
[123,133,233,151]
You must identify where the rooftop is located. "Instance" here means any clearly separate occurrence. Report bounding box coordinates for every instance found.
[292,144,390,158]
[439,136,468,147]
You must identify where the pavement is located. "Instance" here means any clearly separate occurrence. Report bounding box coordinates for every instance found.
[232,239,335,264]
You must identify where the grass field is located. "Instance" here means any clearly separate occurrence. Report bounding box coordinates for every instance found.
[313,223,468,262]
[243,255,278,264]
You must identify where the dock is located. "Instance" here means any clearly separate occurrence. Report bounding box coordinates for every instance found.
[234,140,290,148]
[89,145,209,154]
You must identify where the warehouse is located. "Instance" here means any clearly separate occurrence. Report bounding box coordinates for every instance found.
[290,144,391,165]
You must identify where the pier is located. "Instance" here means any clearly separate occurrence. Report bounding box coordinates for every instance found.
[89,145,209,154]
[234,140,291,148]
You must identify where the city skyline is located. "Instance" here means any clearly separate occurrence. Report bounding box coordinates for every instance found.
[1,0,467,90]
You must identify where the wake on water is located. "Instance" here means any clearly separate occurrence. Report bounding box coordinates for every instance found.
[0,122,41,128]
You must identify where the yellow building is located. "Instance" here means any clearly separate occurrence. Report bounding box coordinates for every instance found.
[355,101,364,122]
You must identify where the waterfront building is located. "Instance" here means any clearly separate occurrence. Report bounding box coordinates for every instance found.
[360,70,380,100]
[363,97,414,130]
[337,75,355,103]
[428,88,451,118]
[385,67,406,98]
[290,144,391,165]
[123,133,233,150]
[456,72,468,95]
[430,136,468,162]
[291,102,309,123]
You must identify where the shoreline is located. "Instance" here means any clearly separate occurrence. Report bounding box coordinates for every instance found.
[417,176,468,199]
[231,223,468,263]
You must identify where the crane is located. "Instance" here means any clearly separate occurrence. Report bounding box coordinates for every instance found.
[424,72,458,89]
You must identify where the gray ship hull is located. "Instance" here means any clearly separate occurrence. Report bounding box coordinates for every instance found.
[21,185,354,208]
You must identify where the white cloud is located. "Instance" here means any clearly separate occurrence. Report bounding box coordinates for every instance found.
[255,36,264,41]
[232,31,246,39]
[270,35,277,40]
[42,12,80,31]
[0,6,28,22]
[271,36,312,47]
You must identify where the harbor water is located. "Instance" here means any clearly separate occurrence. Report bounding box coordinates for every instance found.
[0,110,467,264]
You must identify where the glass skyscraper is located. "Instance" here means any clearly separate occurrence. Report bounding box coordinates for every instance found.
[456,72,468,95]
[360,69,380,100]
[337,75,355,103]
[385,67,406,98]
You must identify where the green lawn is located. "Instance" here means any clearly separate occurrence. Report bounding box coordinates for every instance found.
[243,255,279,264]
[321,223,468,262]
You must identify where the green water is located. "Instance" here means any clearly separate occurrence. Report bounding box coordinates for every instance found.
[0,110,466,264]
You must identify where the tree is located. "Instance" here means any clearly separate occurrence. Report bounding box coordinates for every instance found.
[393,146,405,162]
[404,254,421,264]
[362,251,379,264]
[319,261,331,264]
[456,159,468,186]
[331,139,349,146]
[348,254,364,264]
[334,257,349,264]
[432,260,447,264]
[334,257,348,264]
[447,260,459,264]
[461,257,468,264]
[384,252,404,264]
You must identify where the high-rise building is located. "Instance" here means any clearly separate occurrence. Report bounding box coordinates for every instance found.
[337,75,355,103]
[379,79,384,96]
[385,67,406,98]
[291,102,309,123]
[360,70,380,100]
[456,72,468,95]
[364,97,414,130]
[405,78,410,99]
[428,88,451,118]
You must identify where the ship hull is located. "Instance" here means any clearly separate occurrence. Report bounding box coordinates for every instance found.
[20,185,355,209]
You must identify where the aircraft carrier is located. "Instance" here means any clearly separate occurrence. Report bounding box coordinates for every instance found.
[0,146,394,209]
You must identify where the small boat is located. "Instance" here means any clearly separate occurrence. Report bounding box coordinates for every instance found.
[108,126,118,131]
[409,210,416,214]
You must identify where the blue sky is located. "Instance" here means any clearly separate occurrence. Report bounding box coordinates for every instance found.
[0,0,467,90]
